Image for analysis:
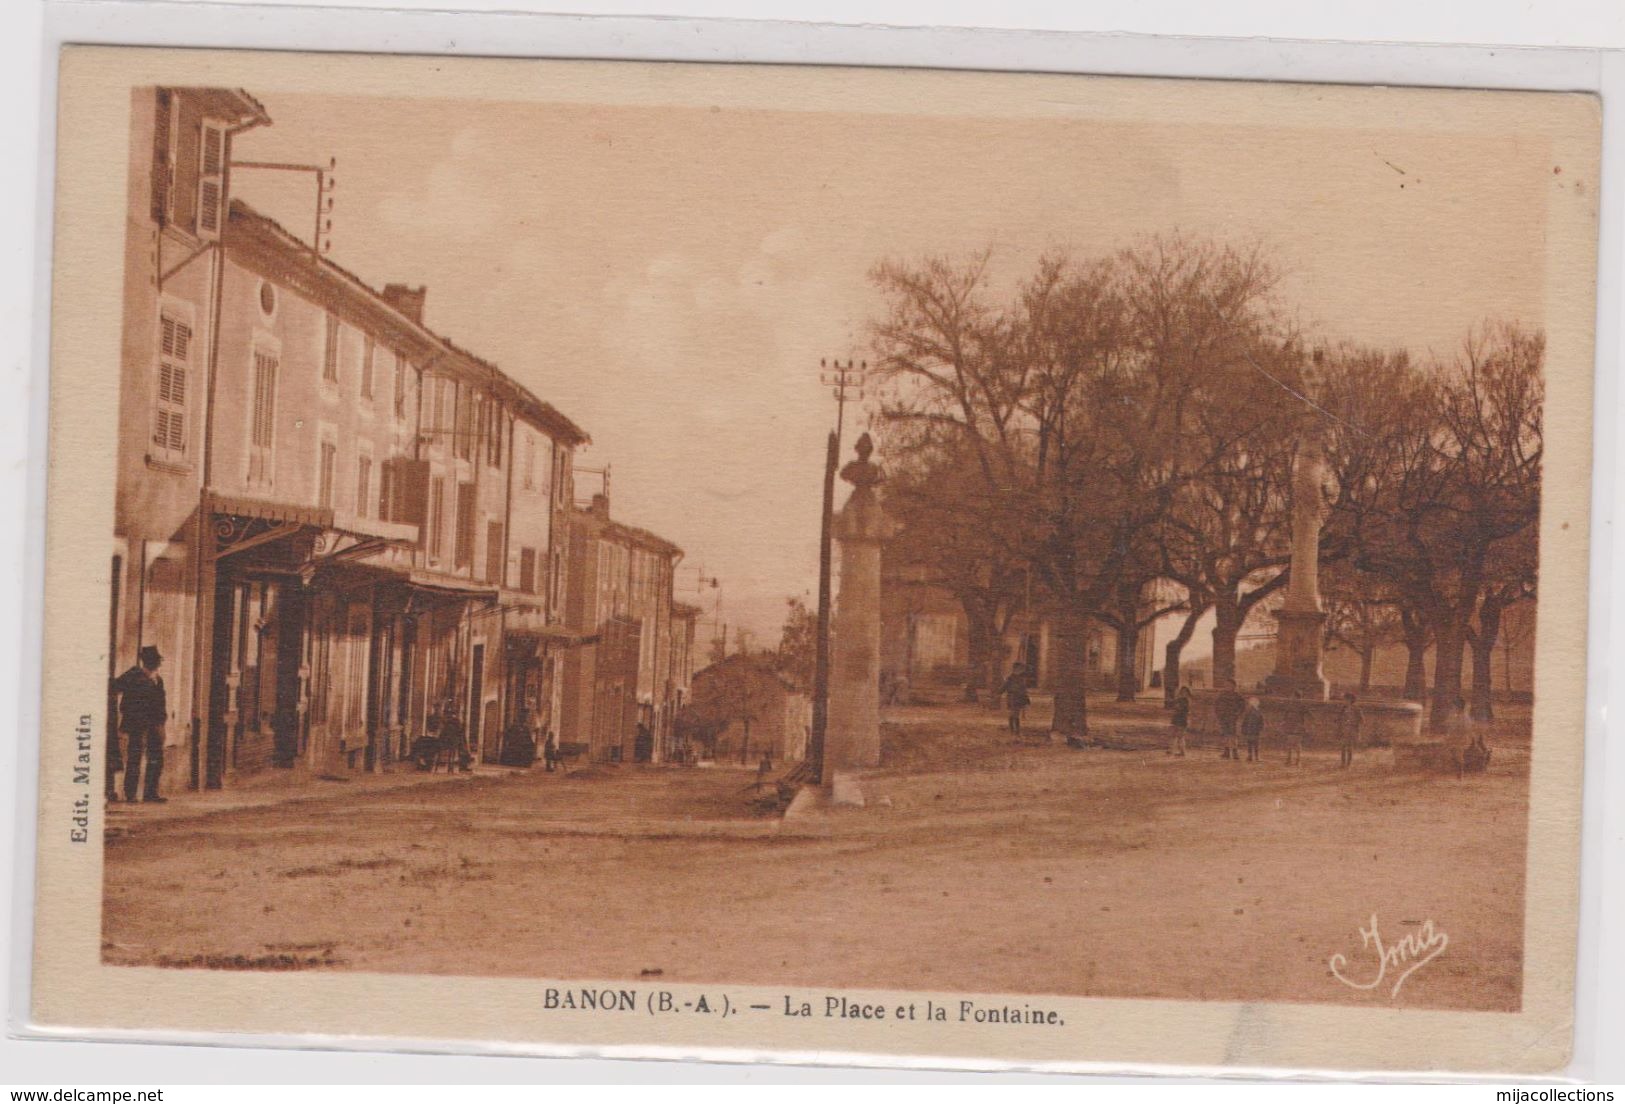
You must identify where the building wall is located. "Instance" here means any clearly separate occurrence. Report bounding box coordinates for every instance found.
[705,686,808,765]
[506,420,554,599]
[212,257,421,518]
[112,88,235,792]
[559,520,600,753]
[113,85,591,790]
[880,579,1158,696]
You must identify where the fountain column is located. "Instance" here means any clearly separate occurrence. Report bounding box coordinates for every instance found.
[1264,434,1330,701]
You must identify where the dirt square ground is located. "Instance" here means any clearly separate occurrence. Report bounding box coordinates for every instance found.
[102,696,1528,1011]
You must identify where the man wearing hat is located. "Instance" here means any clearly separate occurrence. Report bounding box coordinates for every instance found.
[111,645,168,803]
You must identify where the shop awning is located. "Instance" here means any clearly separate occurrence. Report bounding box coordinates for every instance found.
[402,571,500,604]
[329,509,418,546]
[209,492,334,528]
[502,599,598,645]
[207,493,336,562]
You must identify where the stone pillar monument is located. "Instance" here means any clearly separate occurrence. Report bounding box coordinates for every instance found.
[1264,434,1330,700]
[826,433,892,778]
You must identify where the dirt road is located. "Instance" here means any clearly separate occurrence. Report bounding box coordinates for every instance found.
[102,699,1527,1011]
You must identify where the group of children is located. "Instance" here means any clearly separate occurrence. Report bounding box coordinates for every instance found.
[1174,684,1359,766]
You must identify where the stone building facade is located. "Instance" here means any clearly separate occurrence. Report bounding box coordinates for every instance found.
[111,85,591,793]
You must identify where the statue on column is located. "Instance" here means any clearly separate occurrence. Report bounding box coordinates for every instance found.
[1264,433,1330,701]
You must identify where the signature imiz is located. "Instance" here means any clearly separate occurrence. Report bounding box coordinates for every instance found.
[1329,913,1448,998]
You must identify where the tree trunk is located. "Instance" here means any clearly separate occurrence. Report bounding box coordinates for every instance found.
[1210,596,1242,689]
[1114,620,1139,702]
[1470,598,1503,722]
[1049,603,1091,741]
[1400,608,1428,702]
[1162,601,1206,707]
[1429,616,1467,733]
[1469,636,1496,722]
[1358,645,1374,693]
[963,605,994,704]
[1163,639,1183,707]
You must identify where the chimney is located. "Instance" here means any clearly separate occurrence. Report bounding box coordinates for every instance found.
[590,493,610,519]
[382,284,427,324]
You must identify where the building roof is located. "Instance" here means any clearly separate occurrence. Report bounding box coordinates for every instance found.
[575,510,683,558]
[571,499,683,558]
[606,519,683,558]
[226,199,590,448]
[691,652,802,694]
[177,87,271,129]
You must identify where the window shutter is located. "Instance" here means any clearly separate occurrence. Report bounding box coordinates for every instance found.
[426,476,445,557]
[486,521,505,585]
[197,122,225,238]
[356,456,372,518]
[248,350,278,483]
[318,441,337,509]
[151,90,172,225]
[455,483,476,568]
[323,314,340,381]
[377,460,394,522]
[152,313,192,458]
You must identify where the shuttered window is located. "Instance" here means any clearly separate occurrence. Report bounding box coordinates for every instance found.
[454,483,475,568]
[251,351,277,448]
[519,548,537,595]
[393,353,407,420]
[245,348,278,485]
[486,521,504,585]
[318,440,337,509]
[455,388,476,461]
[356,455,372,518]
[485,401,503,468]
[323,313,340,382]
[197,122,225,237]
[152,312,192,458]
[428,477,446,560]
[378,460,395,522]
[150,89,172,225]
[360,336,375,399]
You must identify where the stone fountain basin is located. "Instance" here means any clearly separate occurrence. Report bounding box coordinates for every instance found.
[1183,689,1424,747]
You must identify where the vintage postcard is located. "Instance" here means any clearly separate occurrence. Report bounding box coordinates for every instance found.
[28,45,1598,1075]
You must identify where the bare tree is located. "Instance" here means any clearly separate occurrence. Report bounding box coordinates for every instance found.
[1320,563,1404,693]
[1094,577,1187,702]
[871,235,1296,741]
[1157,584,1212,706]
[1467,525,1537,720]
[882,444,1030,702]
[1330,325,1542,730]
[684,656,782,761]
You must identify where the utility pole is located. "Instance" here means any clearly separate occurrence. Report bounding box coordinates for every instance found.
[809,357,866,784]
[227,156,338,256]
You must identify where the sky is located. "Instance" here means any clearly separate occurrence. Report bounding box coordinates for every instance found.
[228,76,1561,647]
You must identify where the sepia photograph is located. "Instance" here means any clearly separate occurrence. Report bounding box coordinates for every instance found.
[27,44,1600,1074]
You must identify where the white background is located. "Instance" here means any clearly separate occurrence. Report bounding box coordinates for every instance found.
[2,0,1622,1090]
